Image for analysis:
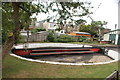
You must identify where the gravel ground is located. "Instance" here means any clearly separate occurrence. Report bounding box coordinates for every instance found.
[32,53,113,63]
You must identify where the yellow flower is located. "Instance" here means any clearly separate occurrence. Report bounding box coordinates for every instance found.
[8,32,13,37]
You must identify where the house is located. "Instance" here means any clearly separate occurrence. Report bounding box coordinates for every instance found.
[47,22,59,31]
[20,30,32,36]
[62,23,80,33]
[30,21,59,31]
[29,25,35,30]
[103,28,111,33]
[102,29,120,45]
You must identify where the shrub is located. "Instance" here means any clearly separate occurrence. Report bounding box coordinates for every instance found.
[37,28,46,32]
[31,29,38,33]
[55,35,74,43]
[78,36,86,42]
[47,31,54,42]
[31,28,46,33]
[16,35,24,43]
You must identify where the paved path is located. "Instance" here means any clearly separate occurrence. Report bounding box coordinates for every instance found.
[13,43,92,49]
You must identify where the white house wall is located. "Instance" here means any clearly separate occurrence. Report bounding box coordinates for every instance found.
[43,22,49,31]
[115,30,120,45]
[115,34,119,45]
[103,33,109,41]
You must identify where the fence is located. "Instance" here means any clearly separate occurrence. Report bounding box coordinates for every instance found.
[22,31,48,42]
[104,70,119,80]
[21,32,91,42]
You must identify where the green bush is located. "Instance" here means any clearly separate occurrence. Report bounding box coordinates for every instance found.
[55,35,74,43]
[37,28,46,32]
[16,35,24,43]
[78,36,86,42]
[47,31,54,42]
[31,29,38,33]
[31,28,46,33]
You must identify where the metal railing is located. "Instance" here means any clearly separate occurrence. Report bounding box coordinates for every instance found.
[104,70,119,80]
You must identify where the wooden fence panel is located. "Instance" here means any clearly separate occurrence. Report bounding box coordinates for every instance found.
[22,31,48,42]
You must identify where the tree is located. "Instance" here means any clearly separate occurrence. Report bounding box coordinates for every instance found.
[79,24,97,36]
[2,2,45,59]
[90,21,107,40]
[2,3,22,59]
[46,2,93,33]
[2,1,93,59]
[79,21,107,38]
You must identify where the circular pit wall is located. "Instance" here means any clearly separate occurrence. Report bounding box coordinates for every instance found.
[10,43,119,65]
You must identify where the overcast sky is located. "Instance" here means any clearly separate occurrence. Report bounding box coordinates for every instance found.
[33,0,118,30]
[89,0,118,30]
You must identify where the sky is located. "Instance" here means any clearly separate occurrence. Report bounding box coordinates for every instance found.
[32,0,118,30]
[89,0,118,30]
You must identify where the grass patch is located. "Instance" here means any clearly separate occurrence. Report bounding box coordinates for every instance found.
[2,55,118,78]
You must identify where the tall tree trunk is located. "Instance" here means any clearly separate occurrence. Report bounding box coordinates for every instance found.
[65,24,68,33]
[2,2,22,59]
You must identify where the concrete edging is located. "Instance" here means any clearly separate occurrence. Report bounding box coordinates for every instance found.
[10,53,118,66]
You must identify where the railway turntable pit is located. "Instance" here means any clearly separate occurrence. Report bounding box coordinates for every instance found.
[10,43,119,65]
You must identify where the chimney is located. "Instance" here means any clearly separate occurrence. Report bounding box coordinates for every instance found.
[115,24,117,30]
